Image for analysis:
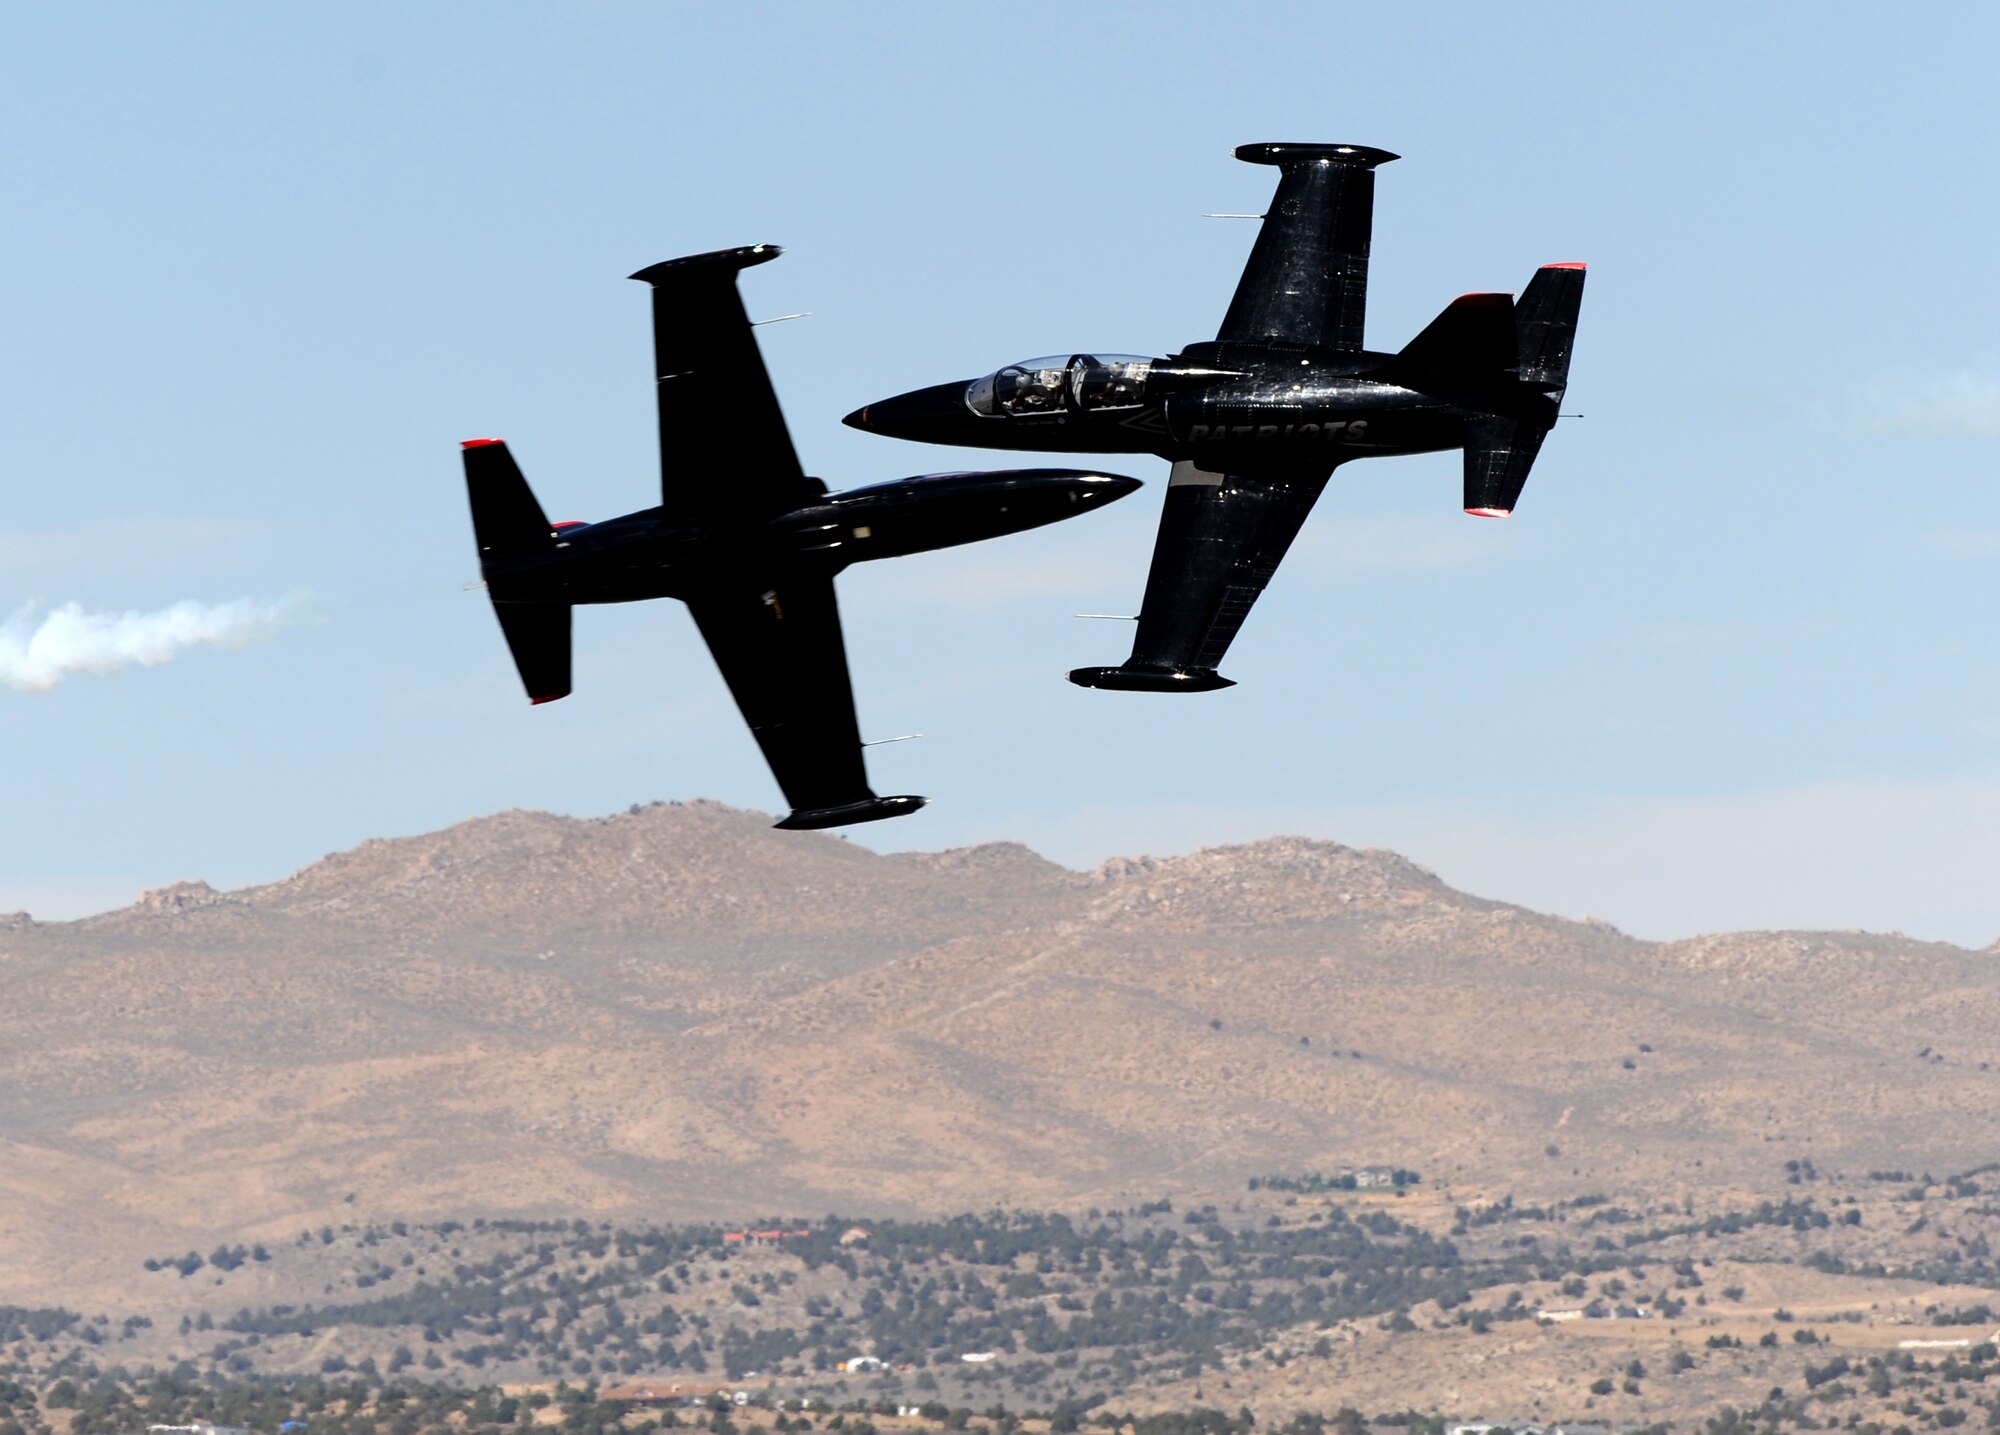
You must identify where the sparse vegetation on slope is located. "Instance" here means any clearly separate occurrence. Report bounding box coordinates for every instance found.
[6,1175,2000,1427]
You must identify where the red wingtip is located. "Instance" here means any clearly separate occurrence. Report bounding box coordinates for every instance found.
[1452,291,1511,306]
[461,437,505,449]
[530,693,565,705]
[1541,261,1587,271]
[1465,507,1512,519]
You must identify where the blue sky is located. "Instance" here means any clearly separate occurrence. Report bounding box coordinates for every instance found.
[4,4,1999,943]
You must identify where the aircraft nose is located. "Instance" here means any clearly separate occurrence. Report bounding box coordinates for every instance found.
[842,381,970,439]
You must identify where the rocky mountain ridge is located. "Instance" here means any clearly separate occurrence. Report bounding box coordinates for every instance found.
[1,800,1994,1312]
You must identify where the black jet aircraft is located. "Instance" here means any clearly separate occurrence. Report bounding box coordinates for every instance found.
[847,143,1585,693]
[464,244,1139,829]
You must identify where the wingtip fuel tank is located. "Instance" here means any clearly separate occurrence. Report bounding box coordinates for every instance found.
[1231,143,1399,168]
[774,794,927,831]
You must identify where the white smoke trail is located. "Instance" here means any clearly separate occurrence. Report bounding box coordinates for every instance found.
[0,596,295,692]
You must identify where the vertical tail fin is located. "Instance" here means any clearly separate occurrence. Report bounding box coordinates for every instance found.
[1515,263,1586,398]
[1388,292,1517,384]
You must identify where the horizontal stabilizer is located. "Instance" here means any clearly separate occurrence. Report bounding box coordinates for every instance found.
[1389,292,1517,383]
[493,602,572,705]
[1463,415,1547,518]
[774,794,927,831]
[462,440,552,558]
[1515,262,1586,397]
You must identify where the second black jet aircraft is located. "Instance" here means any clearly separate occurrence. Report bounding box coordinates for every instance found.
[464,244,1139,829]
[847,143,1585,692]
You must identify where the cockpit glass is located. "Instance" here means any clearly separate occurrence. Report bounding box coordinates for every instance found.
[992,357,1070,416]
[965,354,1152,416]
[1072,354,1153,410]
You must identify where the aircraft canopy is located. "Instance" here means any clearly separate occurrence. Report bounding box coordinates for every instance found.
[967,354,1154,417]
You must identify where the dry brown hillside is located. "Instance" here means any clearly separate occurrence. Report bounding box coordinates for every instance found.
[1,799,1995,1311]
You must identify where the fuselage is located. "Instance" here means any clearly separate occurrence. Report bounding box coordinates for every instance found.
[846,341,1549,472]
[483,467,1137,606]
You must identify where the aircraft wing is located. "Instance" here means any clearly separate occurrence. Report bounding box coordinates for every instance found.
[687,566,923,830]
[630,246,822,526]
[1216,144,1398,351]
[1069,460,1334,692]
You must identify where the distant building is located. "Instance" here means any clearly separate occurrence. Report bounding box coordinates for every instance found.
[840,1226,872,1245]
[603,1382,737,1406]
[1541,1299,1614,1320]
[722,1227,814,1246]
[959,1351,997,1363]
[841,1356,888,1372]
[603,1384,694,1405]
